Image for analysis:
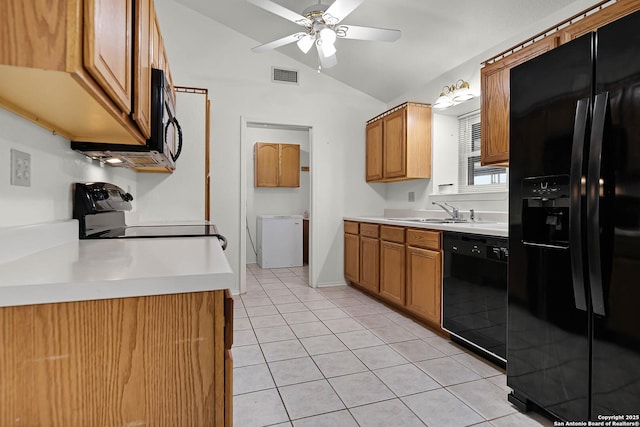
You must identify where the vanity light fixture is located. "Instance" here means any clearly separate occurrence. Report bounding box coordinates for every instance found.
[433,79,476,110]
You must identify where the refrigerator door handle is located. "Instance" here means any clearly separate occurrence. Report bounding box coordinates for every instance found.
[587,92,609,317]
[569,98,589,312]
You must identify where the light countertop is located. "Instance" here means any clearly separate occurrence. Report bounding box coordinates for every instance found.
[344,215,508,237]
[0,220,234,307]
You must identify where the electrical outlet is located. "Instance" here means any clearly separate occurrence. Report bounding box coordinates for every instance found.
[408,191,415,202]
[10,149,31,187]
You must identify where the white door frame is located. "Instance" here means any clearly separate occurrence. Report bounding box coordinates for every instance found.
[239,116,314,294]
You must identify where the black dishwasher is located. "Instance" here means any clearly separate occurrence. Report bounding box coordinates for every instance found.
[442,232,508,366]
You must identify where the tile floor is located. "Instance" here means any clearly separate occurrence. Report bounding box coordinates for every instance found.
[232,264,553,427]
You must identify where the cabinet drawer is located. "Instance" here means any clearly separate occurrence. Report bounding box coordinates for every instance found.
[406,229,441,250]
[344,221,359,235]
[360,223,379,238]
[380,226,405,243]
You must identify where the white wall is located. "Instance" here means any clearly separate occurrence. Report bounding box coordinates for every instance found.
[0,108,137,227]
[245,126,310,264]
[155,0,387,290]
[383,0,604,214]
[134,91,207,223]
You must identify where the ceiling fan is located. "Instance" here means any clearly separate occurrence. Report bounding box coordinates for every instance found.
[247,0,401,69]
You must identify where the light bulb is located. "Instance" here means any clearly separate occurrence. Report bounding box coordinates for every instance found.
[297,34,314,54]
[317,39,336,58]
[434,95,453,109]
[319,27,337,45]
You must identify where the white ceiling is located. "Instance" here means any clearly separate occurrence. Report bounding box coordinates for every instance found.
[174,0,592,102]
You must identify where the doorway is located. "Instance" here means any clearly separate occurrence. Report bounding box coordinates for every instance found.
[239,118,312,294]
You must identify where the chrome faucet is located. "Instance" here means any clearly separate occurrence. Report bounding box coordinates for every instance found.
[432,202,460,219]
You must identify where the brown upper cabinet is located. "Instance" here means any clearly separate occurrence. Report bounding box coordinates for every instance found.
[0,0,172,145]
[150,2,176,103]
[480,0,640,167]
[365,102,432,182]
[480,36,559,167]
[254,142,301,187]
[365,119,383,181]
[133,0,153,139]
[84,0,133,117]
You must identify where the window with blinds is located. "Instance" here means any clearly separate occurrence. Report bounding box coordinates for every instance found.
[458,111,507,193]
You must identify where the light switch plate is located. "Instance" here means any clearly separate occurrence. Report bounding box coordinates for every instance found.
[408,191,415,202]
[10,149,31,187]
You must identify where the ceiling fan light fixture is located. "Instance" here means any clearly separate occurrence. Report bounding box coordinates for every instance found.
[317,38,336,58]
[297,34,314,53]
[319,27,337,45]
[247,0,401,71]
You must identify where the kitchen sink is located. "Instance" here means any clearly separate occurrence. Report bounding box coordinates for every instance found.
[387,218,499,224]
[387,218,468,224]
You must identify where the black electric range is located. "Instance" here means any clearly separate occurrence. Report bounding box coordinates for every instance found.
[72,182,227,249]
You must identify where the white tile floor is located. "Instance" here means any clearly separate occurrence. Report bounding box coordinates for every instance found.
[233,264,554,427]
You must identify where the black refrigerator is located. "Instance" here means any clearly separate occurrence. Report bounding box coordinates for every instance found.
[508,10,640,421]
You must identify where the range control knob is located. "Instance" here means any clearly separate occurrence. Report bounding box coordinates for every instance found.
[122,192,134,202]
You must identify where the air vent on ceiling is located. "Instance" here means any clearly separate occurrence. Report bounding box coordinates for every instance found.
[272,67,299,85]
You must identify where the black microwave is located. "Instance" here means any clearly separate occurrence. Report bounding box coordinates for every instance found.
[71,68,182,170]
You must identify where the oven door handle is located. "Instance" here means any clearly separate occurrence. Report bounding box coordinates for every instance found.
[211,233,227,251]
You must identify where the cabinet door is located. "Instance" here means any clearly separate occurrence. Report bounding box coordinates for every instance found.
[279,144,300,187]
[406,246,442,325]
[84,0,133,114]
[359,237,380,293]
[383,109,406,179]
[344,232,360,284]
[480,36,558,166]
[365,120,383,181]
[254,143,279,187]
[380,240,405,306]
[150,6,162,69]
[133,0,151,139]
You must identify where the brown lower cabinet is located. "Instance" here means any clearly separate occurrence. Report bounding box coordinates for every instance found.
[344,221,443,330]
[0,290,233,427]
[344,222,360,283]
[379,226,406,306]
[359,236,380,293]
[405,245,442,325]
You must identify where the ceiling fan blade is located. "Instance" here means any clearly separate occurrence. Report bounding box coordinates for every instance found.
[251,33,305,53]
[319,51,338,69]
[247,0,311,26]
[338,25,401,42]
[322,0,364,24]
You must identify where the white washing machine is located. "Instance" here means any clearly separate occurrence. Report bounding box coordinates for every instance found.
[256,215,303,268]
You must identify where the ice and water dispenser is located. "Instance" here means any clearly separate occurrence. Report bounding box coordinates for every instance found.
[521,175,570,248]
